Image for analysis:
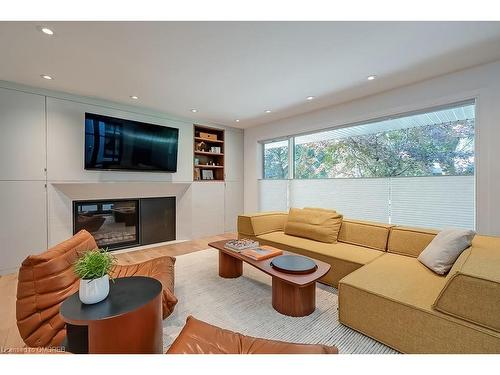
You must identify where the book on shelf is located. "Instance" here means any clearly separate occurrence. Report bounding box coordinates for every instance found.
[241,245,283,261]
[224,239,259,252]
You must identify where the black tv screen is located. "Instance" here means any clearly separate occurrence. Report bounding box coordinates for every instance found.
[85,113,178,172]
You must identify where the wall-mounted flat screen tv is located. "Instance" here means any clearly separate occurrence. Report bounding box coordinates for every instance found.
[85,113,179,172]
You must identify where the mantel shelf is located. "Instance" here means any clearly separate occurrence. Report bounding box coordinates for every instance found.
[51,181,192,200]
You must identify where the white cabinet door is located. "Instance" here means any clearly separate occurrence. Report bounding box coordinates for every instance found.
[0,181,47,274]
[190,182,225,238]
[0,88,46,180]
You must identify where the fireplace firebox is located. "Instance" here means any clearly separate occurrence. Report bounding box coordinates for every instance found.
[73,197,175,250]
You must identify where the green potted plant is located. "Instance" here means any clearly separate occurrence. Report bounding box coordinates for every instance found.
[74,249,116,304]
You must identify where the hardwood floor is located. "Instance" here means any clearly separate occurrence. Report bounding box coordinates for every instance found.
[0,233,235,349]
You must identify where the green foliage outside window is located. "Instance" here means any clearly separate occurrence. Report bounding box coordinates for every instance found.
[263,119,474,180]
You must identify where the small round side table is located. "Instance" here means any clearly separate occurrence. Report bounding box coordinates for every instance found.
[60,276,163,354]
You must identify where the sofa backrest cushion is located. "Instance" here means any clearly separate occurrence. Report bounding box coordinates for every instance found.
[338,219,393,251]
[284,208,343,243]
[303,207,337,214]
[387,226,438,257]
[16,230,97,347]
[238,212,288,237]
[433,235,500,333]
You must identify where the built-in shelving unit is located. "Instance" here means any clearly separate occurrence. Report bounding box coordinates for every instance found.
[193,125,225,181]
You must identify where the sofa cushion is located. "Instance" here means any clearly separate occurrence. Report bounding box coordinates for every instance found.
[338,219,393,251]
[388,226,438,257]
[284,208,342,243]
[340,252,448,309]
[256,231,384,286]
[418,229,475,275]
[433,235,500,333]
[338,252,500,353]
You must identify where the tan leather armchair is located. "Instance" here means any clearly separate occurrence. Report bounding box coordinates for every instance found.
[16,230,177,348]
[167,316,338,354]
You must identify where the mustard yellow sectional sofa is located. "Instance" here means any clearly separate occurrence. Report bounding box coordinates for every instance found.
[237,211,500,353]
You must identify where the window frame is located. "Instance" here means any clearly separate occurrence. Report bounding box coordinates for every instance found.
[261,137,294,180]
[260,99,476,181]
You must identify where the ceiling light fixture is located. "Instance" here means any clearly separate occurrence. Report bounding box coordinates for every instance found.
[265,110,272,113]
[40,74,53,80]
[130,95,139,100]
[235,119,240,123]
[41,27,54,35]
[191,109,198,113]
[306,96,315,101]
[367,75,377,81]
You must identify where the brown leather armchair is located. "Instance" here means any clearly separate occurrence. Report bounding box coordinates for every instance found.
[167,316,338,354]
[16,230,177,348]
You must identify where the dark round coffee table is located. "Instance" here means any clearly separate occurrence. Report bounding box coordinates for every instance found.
[60,276,163,354]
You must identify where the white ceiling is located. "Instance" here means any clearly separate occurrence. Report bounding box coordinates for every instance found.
[1,21,500,128]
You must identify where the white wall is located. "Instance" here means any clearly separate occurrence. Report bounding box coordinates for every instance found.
[244,60,500,236]
[0,82,244,274]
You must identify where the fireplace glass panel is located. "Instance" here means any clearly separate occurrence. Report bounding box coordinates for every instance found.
[74,200,139,249]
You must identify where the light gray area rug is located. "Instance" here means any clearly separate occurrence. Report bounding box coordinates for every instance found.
[163,248,397,354]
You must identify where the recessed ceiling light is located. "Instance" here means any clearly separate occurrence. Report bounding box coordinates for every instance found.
[367,75,377,81]
[40,74,53,80]
[41,27,54,35]
[235,119,240,123]
[130,95,139,100]
[265,110,272,113]
[306,96,315,101]
[191,109,198,113]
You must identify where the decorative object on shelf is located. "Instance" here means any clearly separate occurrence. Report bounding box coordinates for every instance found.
[202,169,214,180]
[195,141,208,152]
[194,167,201,180]
[194,157,200,165]
[74,249,116,304]
[200,132,217,140]
[210,146,222,153]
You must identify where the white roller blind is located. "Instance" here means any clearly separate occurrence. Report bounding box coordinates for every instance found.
[259,176,475,229]
[390,176,475,229]
[289,178,390,222]
[259,180,288,212]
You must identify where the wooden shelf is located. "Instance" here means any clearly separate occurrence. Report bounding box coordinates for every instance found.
[193,124,225,181]
[195,165,224,169]
[194,137,224,144]
[195,151,224,156]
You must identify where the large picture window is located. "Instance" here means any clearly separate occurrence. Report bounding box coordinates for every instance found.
[260,101,476,229]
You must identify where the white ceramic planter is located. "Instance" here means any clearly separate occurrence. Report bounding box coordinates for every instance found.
[79,274,110,304]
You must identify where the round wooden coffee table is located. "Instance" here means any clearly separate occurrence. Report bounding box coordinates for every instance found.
[60,276,163,354]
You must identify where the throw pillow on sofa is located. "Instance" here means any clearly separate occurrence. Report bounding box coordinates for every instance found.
[418,228,476,275]
[284,207,343,243]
